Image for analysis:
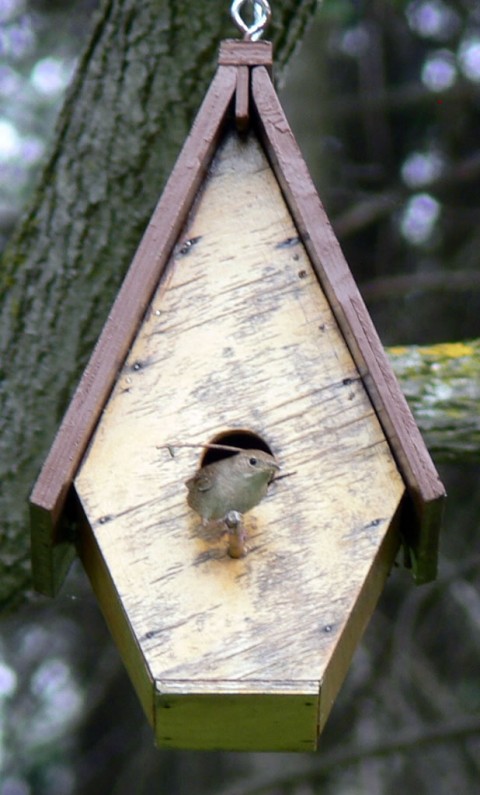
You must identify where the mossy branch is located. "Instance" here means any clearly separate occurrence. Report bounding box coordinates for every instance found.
[388,341,480,465]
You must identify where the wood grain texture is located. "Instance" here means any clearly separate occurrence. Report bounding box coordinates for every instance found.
[235,65,250,131]
[74,131,405,750]
[251,66,445,583]
[29,65,237,596]
[74,495,155,726]
[218,40,273,66]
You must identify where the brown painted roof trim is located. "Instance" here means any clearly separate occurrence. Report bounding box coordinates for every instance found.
[30,65,237,594]
[251,65,445,582]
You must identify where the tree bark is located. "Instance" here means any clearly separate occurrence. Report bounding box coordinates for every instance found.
[0,0,476,612]
[0,0,318,611]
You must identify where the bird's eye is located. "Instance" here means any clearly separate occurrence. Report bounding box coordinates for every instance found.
[248,457,258,466]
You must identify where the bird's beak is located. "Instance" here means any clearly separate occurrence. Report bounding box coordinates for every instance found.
[269,461,281,482]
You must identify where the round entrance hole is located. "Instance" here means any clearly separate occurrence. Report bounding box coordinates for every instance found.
[199,429,275,468]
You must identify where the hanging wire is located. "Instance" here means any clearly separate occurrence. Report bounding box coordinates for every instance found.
[231,0,272,41]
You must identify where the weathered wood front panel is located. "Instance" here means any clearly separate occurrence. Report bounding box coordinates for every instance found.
[75,131,405,750]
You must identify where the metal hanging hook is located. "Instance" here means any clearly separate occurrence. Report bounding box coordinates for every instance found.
[231,0,272,42]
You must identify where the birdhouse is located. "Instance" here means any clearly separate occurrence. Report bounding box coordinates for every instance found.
[30,39,445,752]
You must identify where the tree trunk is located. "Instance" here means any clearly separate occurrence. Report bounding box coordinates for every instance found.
[0,0,318,611]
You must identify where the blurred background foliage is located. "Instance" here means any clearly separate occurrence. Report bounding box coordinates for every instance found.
[0,0,479,793]
[0,0,98,250]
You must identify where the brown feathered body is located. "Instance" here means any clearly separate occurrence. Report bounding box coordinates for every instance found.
[185,449,279,521]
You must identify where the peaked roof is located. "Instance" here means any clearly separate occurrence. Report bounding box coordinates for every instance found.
[30,40,444,595]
